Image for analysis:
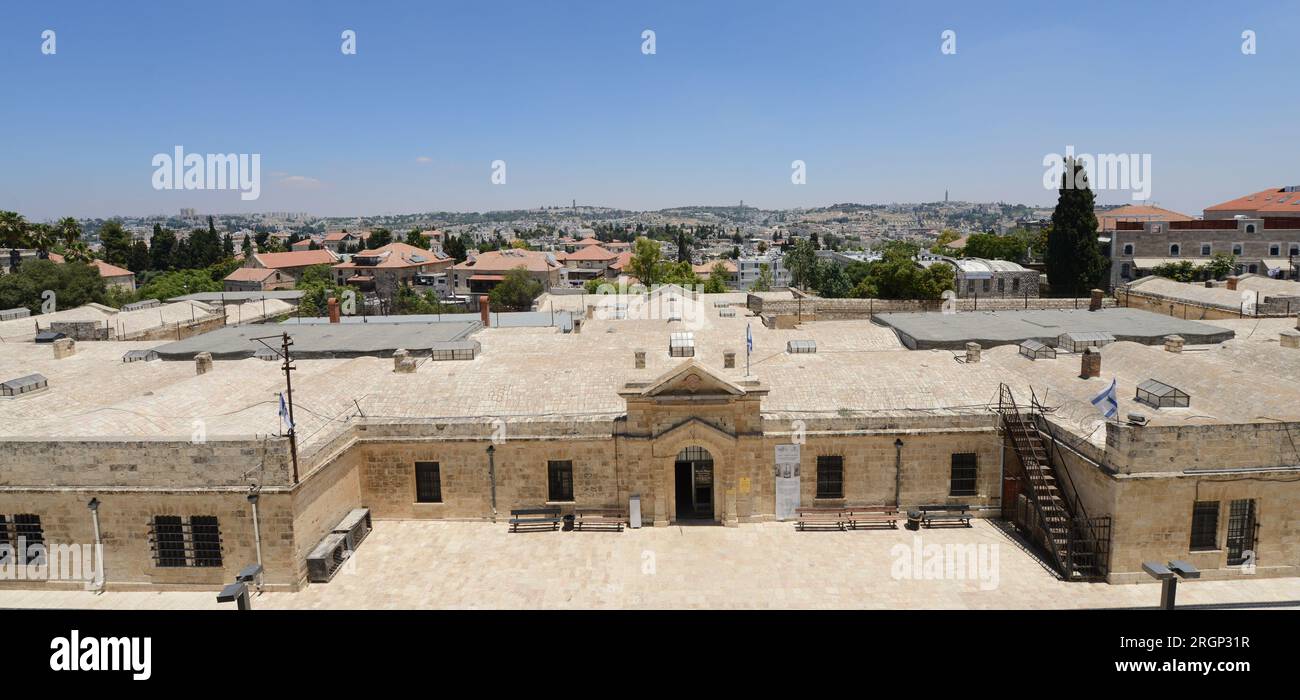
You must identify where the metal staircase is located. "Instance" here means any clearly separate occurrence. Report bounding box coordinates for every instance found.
[998,384,1110,581]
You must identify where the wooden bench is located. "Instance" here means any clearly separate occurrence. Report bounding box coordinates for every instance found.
[795,507,850,531]
[842,506,900,530]
[573,508,627,532]
[918,504,973,528]
[509,507,562,532]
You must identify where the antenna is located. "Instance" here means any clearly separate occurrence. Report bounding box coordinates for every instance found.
[250,332,299,483]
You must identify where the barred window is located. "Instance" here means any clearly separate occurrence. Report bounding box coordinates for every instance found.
[548,460,574,502]
[150,515,222,568]
[816,456,844,499]
[950,453,978,496]
[0,514,45,565]
[415,461,442,503]
[1189,501,1219,551]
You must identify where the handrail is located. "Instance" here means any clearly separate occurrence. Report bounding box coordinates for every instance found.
[997,384,1069,576]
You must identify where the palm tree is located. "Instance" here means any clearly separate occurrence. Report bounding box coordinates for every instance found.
[27,223,55,260]
[56,217,82,250]
[63,241,93,263]
[0,210,29,273]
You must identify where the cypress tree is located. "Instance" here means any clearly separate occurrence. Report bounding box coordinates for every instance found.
[1046,156,1106,296]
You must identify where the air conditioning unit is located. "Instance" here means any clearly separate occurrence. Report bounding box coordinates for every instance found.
[306,532,350,583]
[332,508,372,552]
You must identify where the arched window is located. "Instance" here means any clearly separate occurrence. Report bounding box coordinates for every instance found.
[1169,244,1180,256]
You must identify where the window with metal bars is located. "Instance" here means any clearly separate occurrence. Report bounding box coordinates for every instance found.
[149,515,222,568]
[1189,501,1219,551]
[816,456,843,499]
[1226,499,1257,566]
[0,514,46,565]
[548,460,574,502]
[949,453,978,496]
[415,461,442,503]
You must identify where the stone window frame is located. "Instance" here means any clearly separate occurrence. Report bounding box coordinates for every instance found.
[1290,242,1300,257]
[1200,242,1212,256]
[1232,242,1244,256]
[1122,242,1134,256]
[1189,501,1220,551]
[949,453,978,497]
[1169,243,1180,257]
[547,460,575,503]
[1269,242,1282,257]
[149,515,223,568]
[815,455,844,500]
[414,461,442,503]
[1245,223,1257,234]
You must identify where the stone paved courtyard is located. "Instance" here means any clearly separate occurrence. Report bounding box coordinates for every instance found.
[2,520,1298,610]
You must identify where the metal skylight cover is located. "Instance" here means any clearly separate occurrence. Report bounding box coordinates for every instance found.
[1136,379,1190,408]
[787,339,817,354]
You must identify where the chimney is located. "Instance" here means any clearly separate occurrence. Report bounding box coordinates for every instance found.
[1163,334,1184,353]
[1080,347,1101,378]
[586,304,596,320]
[1088,289,1104,311]
[52,337,76,359]
[1226,276,1239,291]
[479,295,490,326]
[634,350,646,369]
[1281,330,1300,349]
[195,352,213,375]
[965,342,981,363]
[327,297,340,323]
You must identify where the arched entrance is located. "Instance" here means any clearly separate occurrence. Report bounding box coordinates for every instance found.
[674,446,715,521]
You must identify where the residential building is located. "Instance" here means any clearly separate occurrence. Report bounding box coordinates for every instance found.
[450,248,564,295]
[331,242,453,298]
[1109,218,1300,286]
[737,255,791,289]
[244,249,339,284]
[916,255,1039,298]
[322,231,363,253]
[223,266,294,292]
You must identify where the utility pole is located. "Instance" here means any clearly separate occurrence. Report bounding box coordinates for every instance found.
[251,332,299,483]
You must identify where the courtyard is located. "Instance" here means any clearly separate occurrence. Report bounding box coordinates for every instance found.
[2,520,1297,610]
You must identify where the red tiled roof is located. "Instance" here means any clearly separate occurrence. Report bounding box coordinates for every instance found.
[451,249,561,273]
[224,267,279,282]
[92,260,133,278]
[1205,187,1300,216]
[1095,204,1194,231]
[574,237,603,246]
[252,250,338,269]
[564,245,618,261]
[332,242,450,270]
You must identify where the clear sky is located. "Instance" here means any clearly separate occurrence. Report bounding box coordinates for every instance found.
[2,1,1297,219]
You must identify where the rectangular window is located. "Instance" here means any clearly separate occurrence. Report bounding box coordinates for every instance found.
[190,516,223,568]
[1012,278,1020,292]
[982,279,990,292]
[1122,243,1134,255]
[1226,499,1257,566]
[1232,242,1244,256]
[949,453,978,496]
[0,514,46,565]
[1189,501,1219,551]
[816,456,844,499]
[1200,243,1212,256]
[547,460,574,502]
[1270,243,1282,256]
[151,515,188,567]
[415,461,442,503]
[997,277,1005,292]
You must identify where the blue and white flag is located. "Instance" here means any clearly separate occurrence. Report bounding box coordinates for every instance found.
[746,323,753,355]
[278,392,294,432]
[1090,378,1118,419]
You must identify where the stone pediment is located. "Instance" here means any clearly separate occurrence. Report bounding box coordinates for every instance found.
[629,359,747,399]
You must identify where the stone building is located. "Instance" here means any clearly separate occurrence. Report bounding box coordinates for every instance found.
[1,292,1297,592]
[916,255,1040,298]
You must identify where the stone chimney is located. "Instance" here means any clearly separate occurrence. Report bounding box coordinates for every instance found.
[52,337,75,359]
[1281,330,1300,349]
[723,350,736,369]
[195,352,213,375]
[965,342,981,364]
[327,297,340,323]
[1226,276,1239,291]
[393,348,417,373]
[1088,289,1104,311]
[1163,335,1184,353]
[1080,347,1101,378]
[479,295,490,327]
[634,350,646,369]
[586,304,596,320]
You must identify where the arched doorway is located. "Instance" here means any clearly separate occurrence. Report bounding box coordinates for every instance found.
[674,446,714,521]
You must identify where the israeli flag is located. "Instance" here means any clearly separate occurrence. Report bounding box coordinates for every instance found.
[278,392,294,432]
[746,323,753,355]
[1090,378,1118,419]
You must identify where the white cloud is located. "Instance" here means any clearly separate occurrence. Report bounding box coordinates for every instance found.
[415,156,433,164]
[277,175,325,189]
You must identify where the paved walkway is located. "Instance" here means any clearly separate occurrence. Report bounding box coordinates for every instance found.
[2,520,1297,609]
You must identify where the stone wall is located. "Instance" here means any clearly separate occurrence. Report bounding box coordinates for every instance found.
[747,294,1116,322]
[1104,421,1300,474]
[0,439,293,489]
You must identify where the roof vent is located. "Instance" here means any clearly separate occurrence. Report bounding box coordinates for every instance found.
[122,349,160,363]
[0,307,30,321]
[1,373,48,397]
[1136,379,1189,408]
[787,339,817,354]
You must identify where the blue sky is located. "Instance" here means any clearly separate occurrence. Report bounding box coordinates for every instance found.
[1,1,1297,219]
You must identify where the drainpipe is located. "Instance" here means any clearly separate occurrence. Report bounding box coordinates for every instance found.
[247,485,264,593]
[487,444,498,522]
[87,497,104,594]
[893,438,904,507]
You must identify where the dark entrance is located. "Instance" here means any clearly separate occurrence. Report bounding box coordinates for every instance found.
[674,446,714,521]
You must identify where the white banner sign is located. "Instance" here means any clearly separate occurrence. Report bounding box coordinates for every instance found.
[774,444,801,521]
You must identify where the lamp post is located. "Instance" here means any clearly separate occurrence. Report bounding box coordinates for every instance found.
[1142,560,1201,609]
[216,564,264,610]
[87,497,104,594]
[893,438,904,507]
[246,485,264,593]
[486,444,498,522]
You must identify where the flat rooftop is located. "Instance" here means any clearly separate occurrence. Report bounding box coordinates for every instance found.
[168,290,305,303]
[281,310,574,330]
[874,307,1235,350]
[150,321,480,360]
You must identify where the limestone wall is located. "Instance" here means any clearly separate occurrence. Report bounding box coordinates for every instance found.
[0,439,293,489]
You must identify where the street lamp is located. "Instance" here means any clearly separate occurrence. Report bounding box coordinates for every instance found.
[1142,559,1201,609]
[86,497,104,594]
[486,444,498,522]
[216,564,264,610]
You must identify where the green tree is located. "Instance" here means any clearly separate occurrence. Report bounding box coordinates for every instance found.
[150,225,177,271]
[750,263,773,292]
[366,228,393,249]
[488,266,543,311]
[98,220,133,267]
[704,263,730,293]
[135,268,222,301]
[930,229,962,254]
[222,232,235,258]
[0,258,106,313]
[815,261,852,298]
[1204,253,1236,280]
[629,238,663,286]
[56,217,82,251]
[851,241,953,300]
[1045,157,1106,295]
[27,223,55,259]
[783,238,818,290]
[404,229,424,247]
[1,210,30,272]
[241,234,254,259]
[1150,261,1198,282]
[127,240,151,275]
